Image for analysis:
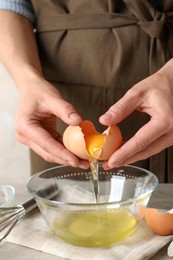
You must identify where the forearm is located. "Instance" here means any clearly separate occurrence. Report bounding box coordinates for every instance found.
[0,11,42,89]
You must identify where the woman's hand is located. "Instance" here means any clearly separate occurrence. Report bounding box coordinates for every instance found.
[0,11,89,169]
[15,75,89,168]
[100,59,173,169]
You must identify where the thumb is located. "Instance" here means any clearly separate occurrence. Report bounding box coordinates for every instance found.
[99,90,139,126]
[48,96,83,125]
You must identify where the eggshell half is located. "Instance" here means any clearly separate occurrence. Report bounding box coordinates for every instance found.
[145,208,173,236]
[99,125,122,160]
[62,122,92,160]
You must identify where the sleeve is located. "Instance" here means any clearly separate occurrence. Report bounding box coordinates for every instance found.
[0,0,35,23]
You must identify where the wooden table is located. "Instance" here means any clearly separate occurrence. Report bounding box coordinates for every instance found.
[0,184,172,260]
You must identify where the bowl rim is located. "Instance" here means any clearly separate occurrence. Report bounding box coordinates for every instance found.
[0,184,15,207]
[26,164,159,207]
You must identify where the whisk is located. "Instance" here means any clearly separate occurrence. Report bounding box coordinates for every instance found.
[0,185,59,242]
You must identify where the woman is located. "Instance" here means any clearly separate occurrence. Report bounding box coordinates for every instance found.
[0,0,173,182]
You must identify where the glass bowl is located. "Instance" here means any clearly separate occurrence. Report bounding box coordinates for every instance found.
[0,185,15,207]
[26,164,158,247]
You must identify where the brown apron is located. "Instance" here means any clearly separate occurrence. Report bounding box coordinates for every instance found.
[30,0,173,183]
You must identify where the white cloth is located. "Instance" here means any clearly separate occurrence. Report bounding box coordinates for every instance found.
[5,210,173,260]
[168,241,173,257]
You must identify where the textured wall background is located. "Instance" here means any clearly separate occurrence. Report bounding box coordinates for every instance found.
[0,63,30,190]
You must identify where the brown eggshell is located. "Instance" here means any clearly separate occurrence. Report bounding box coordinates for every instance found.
[99,125,122,160]
[63,120,122,160]
[145,208,173,236]
[62,123,91,160]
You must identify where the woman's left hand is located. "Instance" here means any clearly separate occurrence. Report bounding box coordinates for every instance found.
[99,59,173,169]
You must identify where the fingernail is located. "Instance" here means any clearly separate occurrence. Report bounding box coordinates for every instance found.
[79,163,89,169]
[102,162,110,170]
[67,160,77,167]
[100,112,113,121]
[69,113,81,121]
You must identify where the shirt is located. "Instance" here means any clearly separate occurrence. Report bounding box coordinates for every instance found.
[0,0,35,23]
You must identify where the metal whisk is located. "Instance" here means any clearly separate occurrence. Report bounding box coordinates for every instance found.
[0,198,38,242]
[0,185,59,242]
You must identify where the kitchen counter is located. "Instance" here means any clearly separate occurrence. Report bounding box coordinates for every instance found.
[0,183,173,260]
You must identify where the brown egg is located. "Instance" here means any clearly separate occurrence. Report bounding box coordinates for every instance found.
[63,120,122,160]
[144,208,173,236]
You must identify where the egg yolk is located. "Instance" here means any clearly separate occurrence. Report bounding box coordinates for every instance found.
[85,134,106,158]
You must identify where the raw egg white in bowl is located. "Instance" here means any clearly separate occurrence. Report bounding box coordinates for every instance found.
[26,164,159,247]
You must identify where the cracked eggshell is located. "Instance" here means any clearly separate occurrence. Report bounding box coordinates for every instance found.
[145,208,173,236]
[62,122,92,160]
[62,121,122,160]
[99,125,122,160]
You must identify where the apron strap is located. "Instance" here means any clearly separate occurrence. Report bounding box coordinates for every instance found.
[36,0,173,75]
[36,13,137,32]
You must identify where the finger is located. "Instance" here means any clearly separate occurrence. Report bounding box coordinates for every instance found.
[103,132,173,169]
[27,137,89,169]
[17,133,72,165]
[16,124,81,167]
[45,96,83,126]
[16,127,90,169]
[105,119,167,167]
[99,88,142,125]
[44,127,62,141]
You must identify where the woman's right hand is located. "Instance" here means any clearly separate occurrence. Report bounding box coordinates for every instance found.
[0,11,89,169]
[15,74,89,169]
